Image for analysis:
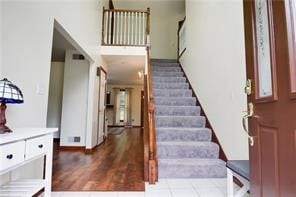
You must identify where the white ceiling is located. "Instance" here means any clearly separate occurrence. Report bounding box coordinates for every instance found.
[103,55,145,85]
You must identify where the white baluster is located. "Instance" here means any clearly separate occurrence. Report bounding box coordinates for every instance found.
[139,12,142,45]
[126,12,129,45]
[118,11,121,45]
[117,12,120,44]
[116,12,120,44]
[135,12,138,45]
[122,12,126,45]
[142,12,145,45]
[136,12,139,45]
[113,11,116,44]
[119,11,122,45]
[121,12,124,45]
[144,13,147,45]
[102,11,106,44]
[108,11,112,44]
[104,11,108,44]
[131,12,134,45]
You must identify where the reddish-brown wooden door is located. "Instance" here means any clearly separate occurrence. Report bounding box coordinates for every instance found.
[243,0,296,196]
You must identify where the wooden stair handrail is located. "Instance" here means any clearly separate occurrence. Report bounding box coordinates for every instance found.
[145,44,158,184]
[142,7,157,184]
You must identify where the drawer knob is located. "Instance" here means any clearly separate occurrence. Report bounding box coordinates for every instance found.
[6,154,13,159]
[38,144,43,149]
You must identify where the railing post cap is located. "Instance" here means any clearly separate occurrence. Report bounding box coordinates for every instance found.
[148,100,155,112]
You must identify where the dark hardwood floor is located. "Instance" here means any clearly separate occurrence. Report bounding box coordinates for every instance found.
[52,128,145,191]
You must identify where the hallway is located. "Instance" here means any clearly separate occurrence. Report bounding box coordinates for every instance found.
[52,128,145,191]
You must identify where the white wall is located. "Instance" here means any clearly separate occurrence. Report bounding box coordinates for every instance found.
[1,0,108,182]
[107,84,143,126]
[60,50,89,147]
[112,0,185,59]
[46,62,65,138]
[180,0,248,160]
[2,0,103,128]
[0,0,2,77]
[1,0,109,146]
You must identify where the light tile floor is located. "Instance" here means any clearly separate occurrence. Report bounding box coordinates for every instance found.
[51,178,249,197]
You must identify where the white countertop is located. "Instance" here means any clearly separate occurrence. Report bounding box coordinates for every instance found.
[0,128,58,145]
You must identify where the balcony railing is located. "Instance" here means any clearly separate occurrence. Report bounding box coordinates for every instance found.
[101,8,150,46]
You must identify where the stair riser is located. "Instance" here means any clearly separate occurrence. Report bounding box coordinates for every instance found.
[153,72,184,77]
[157,144,219,159]
[154,90,192,97]
[158,163,227,178]
[153,83,189,89]
[155,116,206,128]
[153,77,186,83]
[156,130,211,142]
[155,106,200,116]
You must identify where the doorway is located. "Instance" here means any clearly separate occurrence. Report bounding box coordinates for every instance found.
[47,22,90,148]
[51,49,146,191]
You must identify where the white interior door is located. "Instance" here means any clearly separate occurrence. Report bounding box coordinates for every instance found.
[97,70,106,145]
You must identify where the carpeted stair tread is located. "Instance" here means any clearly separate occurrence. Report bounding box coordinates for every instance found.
[152,71,184,77]
[151,59,178,63]
[152,62,180,66]
[152,59,226,178]
[152,66,181,72]
[153,82,189,89]
[154,89,192,97]
[153,77,186,83]
[155,115,206,128]
[154,97,197,106]
[157,141,219,159]
[155,106,201,116]
[158,158,227,178]
[156,127,211,142]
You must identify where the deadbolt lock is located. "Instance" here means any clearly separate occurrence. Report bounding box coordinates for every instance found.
[244,79,252,95]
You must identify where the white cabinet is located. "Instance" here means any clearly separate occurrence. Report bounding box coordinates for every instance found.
[0,128,57,197]
[25,135,49,161]
[0,141,25,172]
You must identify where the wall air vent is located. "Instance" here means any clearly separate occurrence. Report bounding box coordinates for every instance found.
[68,136,81,143]
[72,54,85,60]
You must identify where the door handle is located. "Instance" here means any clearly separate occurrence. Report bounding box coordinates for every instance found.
[244,79,252,95]
[242,102,255,146]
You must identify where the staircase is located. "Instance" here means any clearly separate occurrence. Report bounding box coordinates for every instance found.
[152,59,226,178]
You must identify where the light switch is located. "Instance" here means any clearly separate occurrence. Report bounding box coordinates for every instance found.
[36,83,45,95]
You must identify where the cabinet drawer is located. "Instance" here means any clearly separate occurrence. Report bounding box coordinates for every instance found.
[0,141,25,172]
[25,135,49,160]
